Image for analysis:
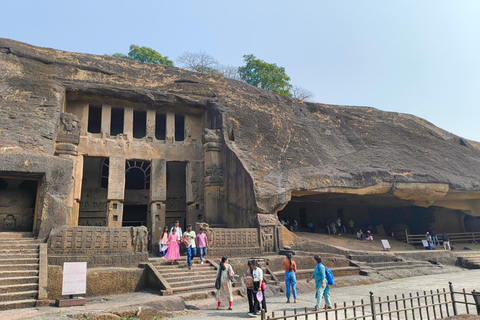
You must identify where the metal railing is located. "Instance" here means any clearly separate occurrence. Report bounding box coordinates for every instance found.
[261,282,480,320]
[396,230,480,245]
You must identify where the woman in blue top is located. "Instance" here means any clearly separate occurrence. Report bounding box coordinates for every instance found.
[307,255,332,310]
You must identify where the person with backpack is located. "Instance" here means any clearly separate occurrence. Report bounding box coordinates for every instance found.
[282,253,298,303]
[307,255,332,310]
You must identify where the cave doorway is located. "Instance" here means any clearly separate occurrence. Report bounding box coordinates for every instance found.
[0,177,38,232]
[123,205,148,226]
[277,193,465,236]
[124,160,151,228]
[165,162,187,231]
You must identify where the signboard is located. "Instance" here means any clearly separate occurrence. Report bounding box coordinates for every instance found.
[381,239,391,250]
[62,262,87,295]
[421,240,429,247]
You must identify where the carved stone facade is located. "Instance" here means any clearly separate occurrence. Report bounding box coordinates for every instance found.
[257,214,283,253]
[47,226,148,266]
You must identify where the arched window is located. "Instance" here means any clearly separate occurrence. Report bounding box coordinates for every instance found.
[125,160,151,190]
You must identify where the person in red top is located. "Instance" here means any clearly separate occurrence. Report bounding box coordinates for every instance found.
[282,253,297,303]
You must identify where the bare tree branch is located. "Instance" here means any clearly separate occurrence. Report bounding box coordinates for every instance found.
[291,85,314,101]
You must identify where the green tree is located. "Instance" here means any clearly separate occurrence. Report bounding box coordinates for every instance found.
[110,45,173,66]
[237,54,292,96]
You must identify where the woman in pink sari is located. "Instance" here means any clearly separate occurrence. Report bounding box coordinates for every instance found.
[165,228,180,265]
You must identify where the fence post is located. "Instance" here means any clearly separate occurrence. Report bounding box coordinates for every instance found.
[472,290,480,315]
[370,291,377,320]
[405,229,409,244]
[449,282,458,316]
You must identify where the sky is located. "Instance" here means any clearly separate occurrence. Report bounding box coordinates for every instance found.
[2,0,479,142]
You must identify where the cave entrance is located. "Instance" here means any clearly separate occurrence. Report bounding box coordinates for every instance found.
[277,192,466,236]
[166,162,187,230]
[0,176,38,232]
[123,160,150,228]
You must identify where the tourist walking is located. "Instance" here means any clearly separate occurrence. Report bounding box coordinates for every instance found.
[442,231,451,250]
[170,220,183,239]
[245,261,256,317]
[426,232,433,250]
[159,226,169,258]
[250,260,266,315]
[282,253,297,303]
[164,228,180,265]
[307,255,332,310]
[216,256,234,310]
[196,227,208,264]
[430,227,440,246]
[183,224,196,270]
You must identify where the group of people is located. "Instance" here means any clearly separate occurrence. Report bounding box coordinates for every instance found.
[215,253,333,316]
[158,220,208,268]
[356,229,374,241]
[426,228,451,250]
[280,218,298,231]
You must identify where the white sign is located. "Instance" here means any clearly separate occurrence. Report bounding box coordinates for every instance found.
[62,262,87,295]
[381,239,391,250]
[421,240,429,247]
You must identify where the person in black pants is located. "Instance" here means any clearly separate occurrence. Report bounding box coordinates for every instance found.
[245,261,256,317]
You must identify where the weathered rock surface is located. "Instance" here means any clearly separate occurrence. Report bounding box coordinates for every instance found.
[1,38,480,217]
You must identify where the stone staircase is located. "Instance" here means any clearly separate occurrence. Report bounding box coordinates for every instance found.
[150,257,219,298]
[0,234,40,310]
[349,254,445,278]
[456,252,480,269]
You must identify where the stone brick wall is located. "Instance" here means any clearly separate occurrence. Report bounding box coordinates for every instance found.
[203,226,262,257]
[47,226,148,266]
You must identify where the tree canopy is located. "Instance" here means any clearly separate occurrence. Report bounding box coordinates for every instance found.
[110,45,173,66]
[237,54,292,96]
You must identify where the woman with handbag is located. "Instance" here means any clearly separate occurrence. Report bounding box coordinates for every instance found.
[245,260,256,316]
[250,260,267,315]
[216,256,234,310]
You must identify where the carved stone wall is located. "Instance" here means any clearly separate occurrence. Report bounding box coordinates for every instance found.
[196,222,261,257]
[47,226,148,266]
[257,213,283,253]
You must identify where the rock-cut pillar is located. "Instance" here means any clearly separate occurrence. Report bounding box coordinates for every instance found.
[202,129,224,225]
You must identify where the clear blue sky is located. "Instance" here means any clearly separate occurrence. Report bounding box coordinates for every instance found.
[3,0,479,142]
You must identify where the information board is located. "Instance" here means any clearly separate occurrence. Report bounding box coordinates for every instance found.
[62,262,87,295]
[381,239,391,250]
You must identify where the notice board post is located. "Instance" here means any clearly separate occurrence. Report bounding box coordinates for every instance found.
[55,262,87,307]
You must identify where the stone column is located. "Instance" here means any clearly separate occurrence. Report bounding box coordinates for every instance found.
[107,156,125,227]
[202,129,224,224]
[166,112,175,143]
[101,104,111,137]
[54,113,82,226]
[124,107,134,140]
[149,158,166,252]
[146,109,156,141]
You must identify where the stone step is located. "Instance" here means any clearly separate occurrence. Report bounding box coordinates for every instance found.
[172,282,216,294]
[373,264,439,272]
[0,290,37,302]
[168,277,217,287]
[0,258,39,265]
[0,232,34,239]
[364,261,424,268]
[349,254,400,263]
[151,260,204,267]
[0,248,39,255]
[157,269,216,277]
[0,254,38,260]
[155,265,214,273]
[0,276,39,286]
[162,273,217,282]
[0,240,39,245]
[179,287,242,301]
[0,283,38,294]
[0,270,39,278]
[0,299,37,311]
[0,264,39,271]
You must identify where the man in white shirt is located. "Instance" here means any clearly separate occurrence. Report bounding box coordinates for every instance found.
[170,220,182,241]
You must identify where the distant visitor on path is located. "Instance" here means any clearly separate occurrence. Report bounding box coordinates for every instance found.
[442,231,451,250]
[216,256,234,310]
[307,255,332,310]
[348,218,355,234]
[183,224,196,270]
[159,226,169,258]
[307,221,315,233]
[282,253,298,304]
[196,227,208,264]
[164,228,180,264]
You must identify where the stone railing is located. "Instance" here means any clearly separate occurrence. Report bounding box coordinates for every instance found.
[197,223,261,257]
[47,226,148,267]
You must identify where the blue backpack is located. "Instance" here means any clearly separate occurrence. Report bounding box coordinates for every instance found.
[317,263,335,286]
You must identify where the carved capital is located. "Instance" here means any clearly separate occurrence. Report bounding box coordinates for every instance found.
[202,129,222,152]
[56,113,81,145]
[205,164,224,186]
